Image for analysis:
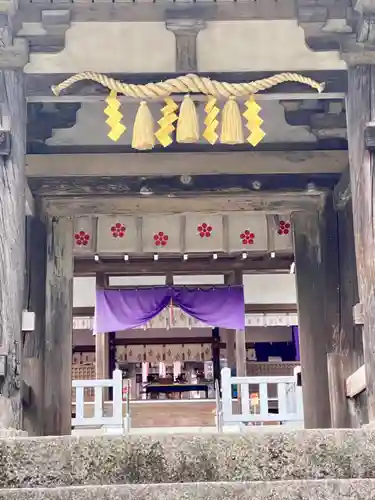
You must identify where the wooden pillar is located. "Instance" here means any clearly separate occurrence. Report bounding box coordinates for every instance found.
[22,216,46,435]
[95,333,109,380]
[292,197,339,429]
[236,329,247,377]
[326,198,363,428]
[346,65,375,424]
[225,271,246,376]
[212,327,221,387]
[44,216,73,436]
[0,67,27,428]
[222,328,236,370]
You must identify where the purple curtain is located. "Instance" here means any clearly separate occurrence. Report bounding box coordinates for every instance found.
[292,326,300,361]
[94,286,245,334]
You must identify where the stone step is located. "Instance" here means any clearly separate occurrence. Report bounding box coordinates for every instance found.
[1,429,375,488]
[0,480,374,500]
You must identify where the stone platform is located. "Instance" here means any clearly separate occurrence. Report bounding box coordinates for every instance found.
[1,430,375,499]
[0,480,373,500]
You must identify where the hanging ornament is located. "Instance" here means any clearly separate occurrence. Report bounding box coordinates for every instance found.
[104,90,126,142]
[155,98,178,147]
[220,97,244,145]
[132,101,155,150]
[243,95,265,147]
[203,96,219,145]
[176,95,199,143]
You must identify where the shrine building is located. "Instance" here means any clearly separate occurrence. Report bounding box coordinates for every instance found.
[0,0,372,435]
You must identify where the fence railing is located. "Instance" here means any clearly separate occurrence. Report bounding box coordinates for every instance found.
[72,368,124,432]
[221,367,304,426]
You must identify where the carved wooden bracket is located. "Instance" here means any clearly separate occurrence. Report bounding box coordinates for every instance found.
[0,38,28,69]
[297,0,375,65]
[17,9,71,54]
[165,18,206,73]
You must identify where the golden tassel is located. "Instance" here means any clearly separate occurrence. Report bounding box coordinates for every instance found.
[243,95,265,147]
[131,101,155,150]
[176,95,199,143]
[203,96,219,145]
[220,97,244,145]
[104,90,126,142]
[155,98,178,147]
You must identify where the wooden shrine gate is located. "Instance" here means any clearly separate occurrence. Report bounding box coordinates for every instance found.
[0,0,373,436]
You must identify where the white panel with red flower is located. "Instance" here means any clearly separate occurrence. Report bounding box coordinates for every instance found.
[141,215,182,253]
[267,214,293,253]
[73,216,96,254]
[227,213,268,253]
[184,214,224,253]
[96,216,139,254]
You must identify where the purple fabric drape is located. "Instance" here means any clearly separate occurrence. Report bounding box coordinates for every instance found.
[292,326,300,361]
[94,286,245,334]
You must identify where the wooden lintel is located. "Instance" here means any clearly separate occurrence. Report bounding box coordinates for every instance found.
[0,38,28,69]
[346,364,366,398]
[26,151,348,178]
[42,192,325,217]
[365,122,375,151]
[28,172,340,198]
[74,255,293,276]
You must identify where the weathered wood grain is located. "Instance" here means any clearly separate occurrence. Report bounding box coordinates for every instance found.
[334,200,363,427]
[42,192,325,217]
[44,216,73,436]
[292,197,340,429]
[0,62,27,429]
[23,215,46,436]
[74,255,293,276]
[25,151,349,178]
[27,173,340,197]
[346,65,375,424]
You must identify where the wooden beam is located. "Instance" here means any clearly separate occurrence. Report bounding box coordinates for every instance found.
[28,173,340,198]
[346,65,375,424]
[346,365,366,398]
[245,303,297,313]
[44,216,73,436]
[42,192,325,217]
[23,216,46,436]
[26,151,349,178]
[74,256,293,276]
[25,70,347,99]
[16,2,297,24]
[292,197,339,429]
[0,53,27,429]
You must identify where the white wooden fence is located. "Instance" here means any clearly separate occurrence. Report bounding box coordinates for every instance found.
[72,368,125,433]
[221,367,304,427]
